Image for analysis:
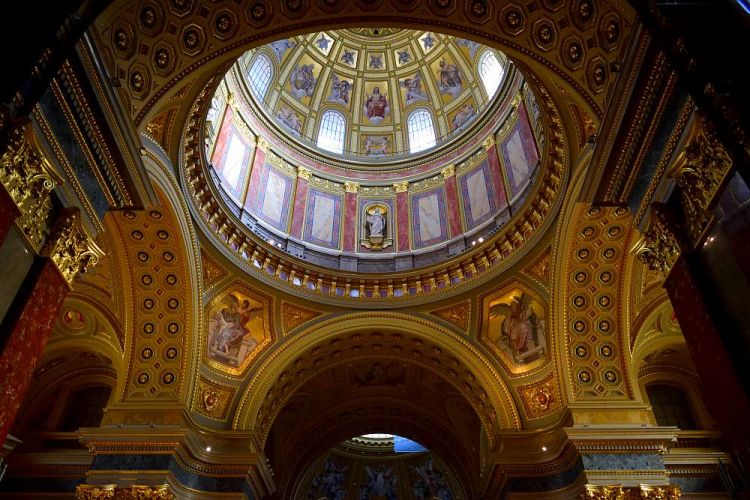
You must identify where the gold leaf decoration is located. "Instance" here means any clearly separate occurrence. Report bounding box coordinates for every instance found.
[430,301,470,333]
[518,372,561,419]
[281,302,323,335]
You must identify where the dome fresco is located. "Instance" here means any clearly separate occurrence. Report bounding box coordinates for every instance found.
[235,29,509,160]
[204,29,546,275]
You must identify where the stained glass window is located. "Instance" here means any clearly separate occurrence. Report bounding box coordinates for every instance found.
[479,50,504,97]
[317,110,346,154]
[248,54,273,99]
[408,108,436,153]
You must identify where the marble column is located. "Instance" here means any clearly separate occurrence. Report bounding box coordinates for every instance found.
[394,182,410,252]
[0,208,102,446]
[290,167,310,239]
[442,165,463,238]
[665,254,750,469]
[343,182,358,252]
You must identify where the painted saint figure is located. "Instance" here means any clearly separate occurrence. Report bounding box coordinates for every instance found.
[328,74,351,105]
[363,86,390,124]
[488,292,546,364]
[401,72,428,105]
[438,59,463,96]
[208,293,263,367]
[289,63,316,100]
[451,103,477,130]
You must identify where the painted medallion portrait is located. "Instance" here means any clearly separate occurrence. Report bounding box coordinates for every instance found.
[206,284,272,375]
[481,282,548,374]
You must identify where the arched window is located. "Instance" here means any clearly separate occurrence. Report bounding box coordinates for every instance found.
[59,386,112,431]
[479,50,504,97]
[407,109,436,153]
[317,110,346,154]
[248,54,273,99]
[646,384,697,429]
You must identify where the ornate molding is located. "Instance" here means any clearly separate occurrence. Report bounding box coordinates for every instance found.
[42,207,104,288]
[671,117,733,244]
[582,484,681,499]
[0,121,60,249]
[632,204,682,277]
[76,484,173,499]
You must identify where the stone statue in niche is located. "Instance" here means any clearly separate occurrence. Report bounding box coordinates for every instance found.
[360,203,392,250]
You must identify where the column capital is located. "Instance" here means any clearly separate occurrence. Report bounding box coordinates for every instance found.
[393,181,409,193]
[297,166,311,180]
[441,165,455,179]
[42,207,104,288]
[483,136,496,150]
[344,181,359,193]
[632,203,683,277]
[0,121,60,250]
[257,137,270,152]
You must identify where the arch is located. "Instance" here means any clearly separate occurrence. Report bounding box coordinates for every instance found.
[478,49,504,97]
[246,52,273,99]
[95,1,636,128]
[316,109,346,154]
[234,312,521,441]
[407,108,436,153]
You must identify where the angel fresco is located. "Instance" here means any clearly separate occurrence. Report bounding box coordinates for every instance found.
[307,458,347,500]
[488,291,547,364]
[359,465,398,500]
[208,293,263,368]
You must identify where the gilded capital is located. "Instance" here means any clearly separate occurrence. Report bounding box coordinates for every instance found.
[671,117,732,243]
[483,136,496,150]
[632,204,682,277]
[257,137,270,152]
[0,121,60,250]
[76,484,173,499]
[297,167,311,180]
[393,181,409,193]
[43,207,105,288]
[582,484,626,500]
[345,181,359,193]
[441,165,456,179]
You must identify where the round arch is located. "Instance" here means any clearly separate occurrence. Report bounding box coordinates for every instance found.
[95,0,636,130]
[234,312,522,441]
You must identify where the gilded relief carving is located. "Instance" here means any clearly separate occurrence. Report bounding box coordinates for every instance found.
[281,302,323,335]
[429,301,470,333]
[518,372,561,419]
[194,377,234,420]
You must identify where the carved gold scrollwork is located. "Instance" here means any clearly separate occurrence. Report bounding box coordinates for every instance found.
[76,484,116,499]
[633,204,682,276]
[672,118,733,243]
[0,121,61,249]
[43,207,104,288]
[581,485,681,500]
[76,484,173,499]
[582,485,627,500]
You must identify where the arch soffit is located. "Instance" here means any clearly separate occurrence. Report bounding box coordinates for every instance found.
[234,312,522,443]
[96,0,637,128]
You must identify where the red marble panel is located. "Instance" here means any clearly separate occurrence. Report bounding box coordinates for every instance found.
[486,143,508,209]
[0,260,68,444]
[396,191,410,252]
[444,176,462,238]
[244,147,265,212]
[342,192,358,252]
[666,256,750,465]
[290,177,308,239]
[0,187,20,245]
[210,106,234,168]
